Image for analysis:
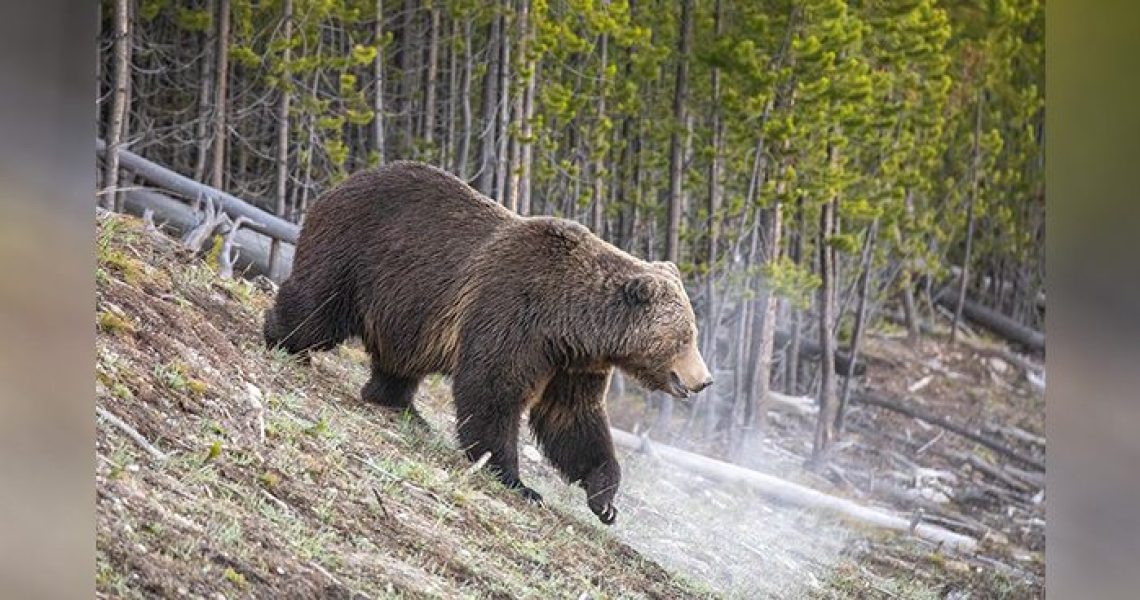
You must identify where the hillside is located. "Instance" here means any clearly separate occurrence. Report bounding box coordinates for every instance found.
[95,213,1041,598]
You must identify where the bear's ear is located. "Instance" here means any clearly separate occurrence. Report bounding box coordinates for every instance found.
[653,260,682,280]
[623,274,658,306]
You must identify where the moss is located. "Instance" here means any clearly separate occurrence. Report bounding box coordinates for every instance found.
[205,440,222,463]
[259,471,280,489]
[97,310,136,337]
[111,383,134,400]
[185,377,208,397]
[223,568,247,589]
[99,249,145,285]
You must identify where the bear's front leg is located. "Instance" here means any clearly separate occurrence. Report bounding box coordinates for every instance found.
[530,369,622,524]
[452,368,543,505]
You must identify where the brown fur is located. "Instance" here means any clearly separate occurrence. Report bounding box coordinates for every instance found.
[264,161,711,523]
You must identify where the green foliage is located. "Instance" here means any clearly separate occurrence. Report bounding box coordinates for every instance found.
[108,0,1043,337]
[763,256,822,311]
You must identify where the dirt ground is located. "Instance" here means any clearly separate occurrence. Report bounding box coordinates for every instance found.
[96,213,1044,598]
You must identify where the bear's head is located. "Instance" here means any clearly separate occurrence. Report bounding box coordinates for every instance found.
[615,261,713,399]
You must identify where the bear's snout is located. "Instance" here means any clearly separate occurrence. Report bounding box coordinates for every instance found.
[668,344,713,398]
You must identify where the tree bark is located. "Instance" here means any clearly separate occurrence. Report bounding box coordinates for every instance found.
[270,0,293,279]
[457,17,473,178]
[476,12,500,195]
[590,31,609,233]
[192,0,216,183]
[786,197,805,393]
[664,0,691,265]
[400,0,416,156]
[101,0,132,210]
[812,191,840,464]
[494,10,511,204]
[750,203,783,435]
[423,4,440,153]
[210,0,231,191]
[836,218,877,433]
[518,60,537,215]
[444,15,458,169]
[373,0,387,164]
[507,0,531,213]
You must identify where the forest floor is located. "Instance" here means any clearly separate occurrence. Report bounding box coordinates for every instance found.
[611,309,1047,596]
[96,212,1043,598]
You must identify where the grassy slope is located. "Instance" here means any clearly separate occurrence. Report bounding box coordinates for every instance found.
[95,214,709,599]
[95,213,1041,599]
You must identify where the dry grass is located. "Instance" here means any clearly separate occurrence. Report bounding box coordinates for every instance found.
[95,213,1042,599]
[95,214,706,599]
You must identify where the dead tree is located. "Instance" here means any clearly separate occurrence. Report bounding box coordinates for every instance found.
[101,0,132,211]
[182,195,232,253]
[218,216,261,279]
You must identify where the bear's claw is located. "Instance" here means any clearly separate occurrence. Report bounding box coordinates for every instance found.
[516,486,544,506]
[593,503,618,525]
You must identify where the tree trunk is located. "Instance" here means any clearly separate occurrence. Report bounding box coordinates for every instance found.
[935,290,1046,352]
[192,0,216,183]
[786,196,805,393]
[836,218,877,434]
[590,31,609,233]
[608,429,976,551]
[952,91,984,345]
[508,0,531,213]
[101,0,131,210]
[457,17,473,178]
[96,139,300,244]
[702,0,723,412]
[812,190,840,464]
[476,12,500,195]
[518,60,537,215]
[270,0,293,279]
[900,266,921,342]
[423,5,439,154]
[494,11,511,204]
[750,203,783,436]
[373,0,386,164]
[210,0,231,191]
[400,0,416,156]
[444,15,458,169]
[664,0,691,266]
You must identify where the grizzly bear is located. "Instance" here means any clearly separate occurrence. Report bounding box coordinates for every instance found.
[264,161,712,524]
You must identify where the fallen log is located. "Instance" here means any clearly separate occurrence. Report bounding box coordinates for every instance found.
[610,428,977,551]
[96,138,300,245]
[852,393,1045,472]
[934,289,1044,353]
[774,330,866,376]
[121,188,294,280]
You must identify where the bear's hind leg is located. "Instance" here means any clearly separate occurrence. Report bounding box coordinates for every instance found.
[530,369,621,524]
